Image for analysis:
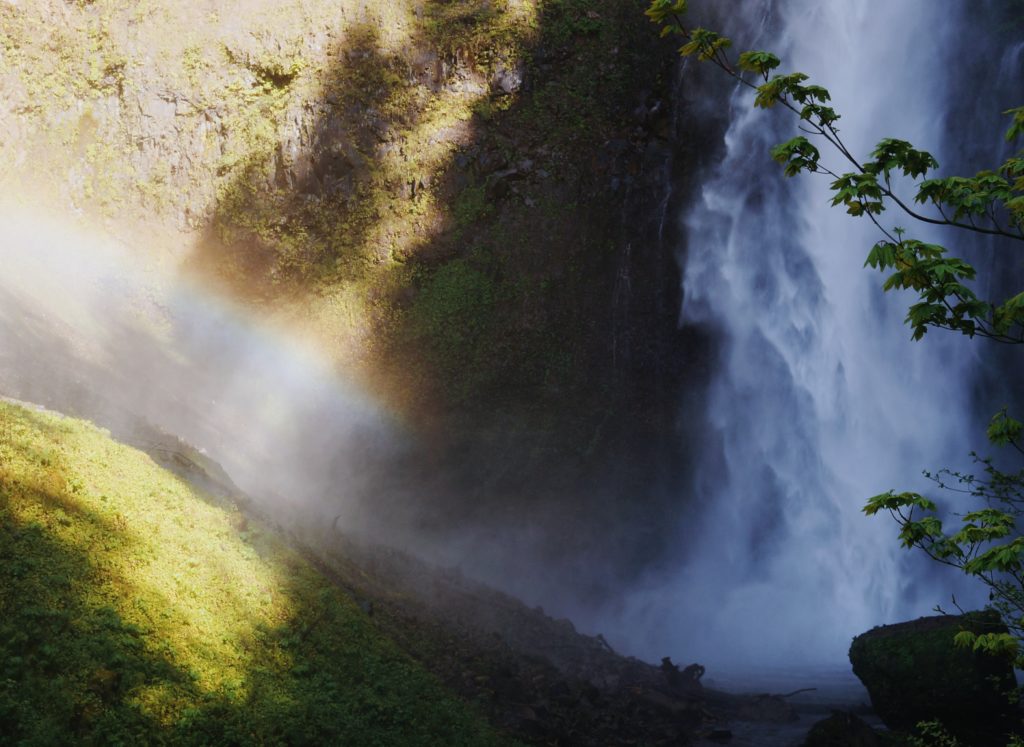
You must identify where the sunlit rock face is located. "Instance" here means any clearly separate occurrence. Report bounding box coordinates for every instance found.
[0,0,535,254]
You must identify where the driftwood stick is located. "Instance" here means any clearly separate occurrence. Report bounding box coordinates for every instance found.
[779,687,817,698]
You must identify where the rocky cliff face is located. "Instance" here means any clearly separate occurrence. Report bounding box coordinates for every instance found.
[1,0,531,241]
[1,0,696,595]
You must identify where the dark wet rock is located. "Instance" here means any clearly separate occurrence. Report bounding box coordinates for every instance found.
[476,148,508,175]
[409,48,442,89]
[659,655,708,688]
[453,150,475,171]
[803,711,880,747]
[849,612,1019,745]
[631,97,664,127]
[491,62,524,95]
[605,137,632,156]
[485,167,523,199]
[661,656,705,691]
[126,419,246,502]
[365,110,394,143]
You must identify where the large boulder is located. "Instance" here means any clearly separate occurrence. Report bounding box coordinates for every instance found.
[803,711,880,747]
[849,612,1019,745]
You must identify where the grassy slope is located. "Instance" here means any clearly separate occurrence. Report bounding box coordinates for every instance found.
[0,401,507,746]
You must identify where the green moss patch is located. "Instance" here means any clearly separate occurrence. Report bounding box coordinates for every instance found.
[849,612,1019,744]
[0,401,506,745]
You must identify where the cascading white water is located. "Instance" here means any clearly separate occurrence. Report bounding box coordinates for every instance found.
[617,0,1001,669]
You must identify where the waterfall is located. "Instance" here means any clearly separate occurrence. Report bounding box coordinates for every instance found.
[615,0,1016,668]
[1,0,1017,681]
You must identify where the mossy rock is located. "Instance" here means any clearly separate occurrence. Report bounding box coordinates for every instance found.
[849,612,1019,745]
[803,711,880,747]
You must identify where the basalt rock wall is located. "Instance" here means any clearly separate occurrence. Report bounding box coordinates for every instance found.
[0,0,704,590]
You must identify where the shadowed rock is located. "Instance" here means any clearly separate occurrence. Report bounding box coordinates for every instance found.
[849,612,1019,745]
[803,711,880,747]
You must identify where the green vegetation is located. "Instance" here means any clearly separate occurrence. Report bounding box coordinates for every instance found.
[866,414,1024,659]
[407,257,499,402]
[849,612,1018,744]
[420,0,536,60]
[453,184,491,228]
[0,401,505,745]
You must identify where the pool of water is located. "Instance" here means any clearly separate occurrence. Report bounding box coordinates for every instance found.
[697,665,880,746]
